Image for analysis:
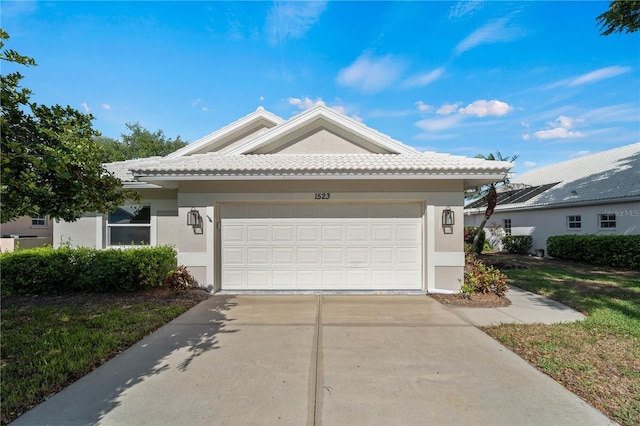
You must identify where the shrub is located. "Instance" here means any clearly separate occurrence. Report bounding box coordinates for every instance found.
[462,251,509,297]
[464,225,486,254]
[163,265,195,291]
[547,235,640,269]
[0,246,177,296]
[503,235,533,254]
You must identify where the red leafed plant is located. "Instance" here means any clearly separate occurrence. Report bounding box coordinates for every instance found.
[163,265,195,291]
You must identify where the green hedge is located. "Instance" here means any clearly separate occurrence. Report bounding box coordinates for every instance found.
[547,235,640,269]
[503,235,533,254]
[464,225,486,254]
[0,246,177,296]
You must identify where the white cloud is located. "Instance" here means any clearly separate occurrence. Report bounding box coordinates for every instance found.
[568,66,630,87]
[101,103,111,110]
[402,67,445,88]
[265,1,327,45]
[259,96,265,101]
[455,17,523,55]
[191,98,203,108]
[523,161,536,168]
[201,106,210,112]
[436,103,460,115]
[80,102,90,112]
[415,101,433,113]
[570,150,591,158]
[533,115,585,140]
[545,66,632,89]
[288,96,318,110]
[449,0,484,20]
[522,133,530,140]
[336,53,407,93]
[458,99,513,117]
[415,115,462,132]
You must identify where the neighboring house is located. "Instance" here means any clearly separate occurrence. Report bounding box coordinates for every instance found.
[0,216,53,252]
[465,143,640,254]
[55,103,511,293]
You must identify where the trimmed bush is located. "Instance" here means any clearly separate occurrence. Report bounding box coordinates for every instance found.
[464,225,486,254]
[0,246,177,296]
[547,235,640,269]
[462,251,508,297]
[503,235,533,254]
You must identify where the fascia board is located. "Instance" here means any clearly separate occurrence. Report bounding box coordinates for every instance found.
[166,108,284,159]
[227,105,418,156]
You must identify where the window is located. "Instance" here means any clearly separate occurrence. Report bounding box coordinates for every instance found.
[567,215,581,229]
[31,217,47,227]
[503,219,512,236]
[598,213,616,229]
[107,205,151,246]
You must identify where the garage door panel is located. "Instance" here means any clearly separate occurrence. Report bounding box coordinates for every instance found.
[322,247,343,265]
[297,247,320,264]
[247,247,269,265]
[221,203,422,290]
[273,247,295,265]
[372,247,394,264]
[322,225,343,241]
[297,225,320,242]
[222,225,245,242]
[272,225,294,241]
[346,225,368,241]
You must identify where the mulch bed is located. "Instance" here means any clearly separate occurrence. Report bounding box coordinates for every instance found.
[2,287,212,310]
[430,292,511,308]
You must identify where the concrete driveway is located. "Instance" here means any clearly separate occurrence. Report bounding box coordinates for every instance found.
[14,295,611,425]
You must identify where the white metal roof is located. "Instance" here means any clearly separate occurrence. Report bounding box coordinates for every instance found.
[467,142,640,212]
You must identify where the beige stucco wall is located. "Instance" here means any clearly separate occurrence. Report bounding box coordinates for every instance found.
[275,129,372,154]
[464,200,640,252]
[1,216,53,239]
[435,266,464,291]
[54,214,100,248]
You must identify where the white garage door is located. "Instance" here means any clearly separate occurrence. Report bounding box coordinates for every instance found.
[220,203,423,291]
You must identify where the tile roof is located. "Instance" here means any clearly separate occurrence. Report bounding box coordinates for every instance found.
[128,152,513,177]
[466,142,640,211]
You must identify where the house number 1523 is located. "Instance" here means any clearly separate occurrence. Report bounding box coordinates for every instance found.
[314,192,331,200]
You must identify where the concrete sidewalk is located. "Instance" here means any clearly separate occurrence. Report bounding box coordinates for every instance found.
[13,293,609,426]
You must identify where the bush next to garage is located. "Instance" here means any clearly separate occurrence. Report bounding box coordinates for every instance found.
[547,235,640,269]
[462,251,509,297]
[502,235,533,254]
[464,226,486,253]
[0,246,177,295]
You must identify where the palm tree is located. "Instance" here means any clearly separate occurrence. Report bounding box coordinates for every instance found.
[467,151,518,253]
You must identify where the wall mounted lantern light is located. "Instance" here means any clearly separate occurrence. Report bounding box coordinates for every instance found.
[442,207,455,226]
[187,208,202,228]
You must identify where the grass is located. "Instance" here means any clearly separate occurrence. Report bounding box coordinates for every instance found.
[480,254,640,426]
[0,290,209,425]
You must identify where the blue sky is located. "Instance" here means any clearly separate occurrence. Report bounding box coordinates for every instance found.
[3,1,639,175]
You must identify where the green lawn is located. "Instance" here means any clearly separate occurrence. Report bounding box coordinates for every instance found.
[0,290,209,425]
[481,254,640,426]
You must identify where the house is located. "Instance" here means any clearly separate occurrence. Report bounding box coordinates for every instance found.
[464,142,640,253]
[54,103,512,293]
[0,216,53,252]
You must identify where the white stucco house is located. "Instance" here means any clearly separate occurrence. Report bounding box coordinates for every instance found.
[55,103,512,293]
[465,142,640,254]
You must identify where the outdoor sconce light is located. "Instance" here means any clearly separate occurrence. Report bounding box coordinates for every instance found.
[187,208,202,228]
[442,207,455,226]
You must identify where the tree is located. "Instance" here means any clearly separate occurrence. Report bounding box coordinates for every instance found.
[94,123,187,163]
[1,30,135,223]
[466,151,518,253]
[597,0,640,35]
